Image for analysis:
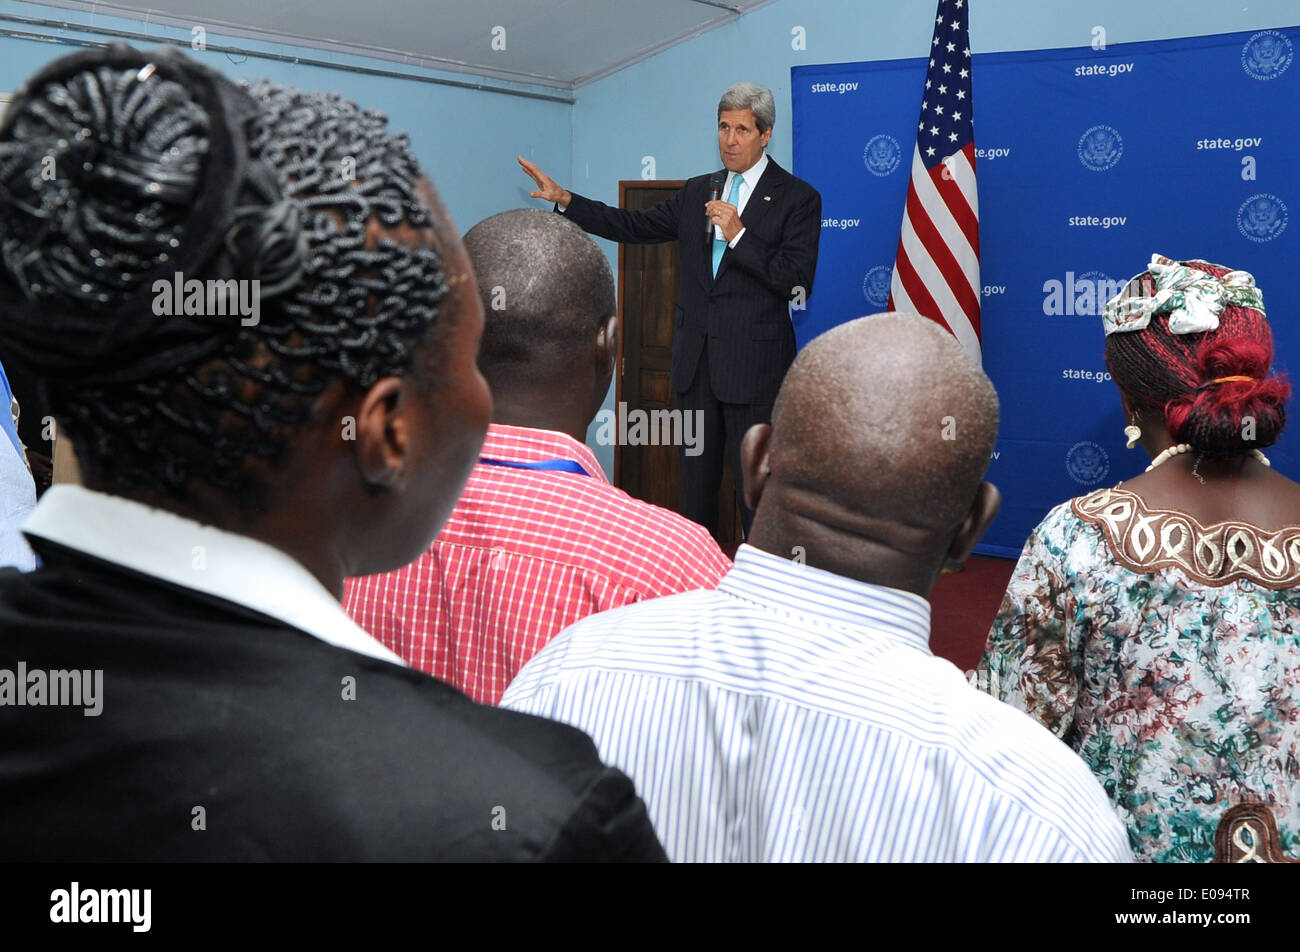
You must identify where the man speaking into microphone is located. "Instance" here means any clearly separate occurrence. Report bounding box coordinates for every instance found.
[519,82,821,539]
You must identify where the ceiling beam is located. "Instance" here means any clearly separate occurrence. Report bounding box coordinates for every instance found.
[686,0,745,12]
[0,12,575,103]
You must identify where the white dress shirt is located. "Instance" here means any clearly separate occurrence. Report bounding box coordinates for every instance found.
[21,485,405,665]
[715,151,768,247]
[503,544,1133,862]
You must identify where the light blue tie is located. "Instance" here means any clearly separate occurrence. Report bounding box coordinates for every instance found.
[711,174,743,278]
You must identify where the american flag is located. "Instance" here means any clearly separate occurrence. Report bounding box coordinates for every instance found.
[888,0,981,361]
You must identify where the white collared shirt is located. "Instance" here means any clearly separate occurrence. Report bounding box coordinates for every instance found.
[716,151,769,247]
[503,544,1133,862]
[21,485,405,666]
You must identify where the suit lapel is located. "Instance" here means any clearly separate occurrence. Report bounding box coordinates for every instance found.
[714,157,787,282]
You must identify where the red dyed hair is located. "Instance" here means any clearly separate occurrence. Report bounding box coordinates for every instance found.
[1104,259,1289,458]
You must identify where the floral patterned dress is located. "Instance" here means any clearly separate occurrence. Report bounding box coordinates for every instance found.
[975,487,1300,862]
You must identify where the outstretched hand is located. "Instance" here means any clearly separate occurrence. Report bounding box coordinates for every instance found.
[518,156,571,206]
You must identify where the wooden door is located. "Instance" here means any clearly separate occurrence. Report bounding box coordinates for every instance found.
[615,180,741,549]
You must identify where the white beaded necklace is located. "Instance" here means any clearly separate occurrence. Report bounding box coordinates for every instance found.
[1146,444,1271,473]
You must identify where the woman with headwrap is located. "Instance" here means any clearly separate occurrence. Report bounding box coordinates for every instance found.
[976,254,1300,863]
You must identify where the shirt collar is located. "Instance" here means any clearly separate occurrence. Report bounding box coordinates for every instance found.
[730,152,769,194]
[479,423,608,482]
[717,543,932,654]
[21,485,406,666]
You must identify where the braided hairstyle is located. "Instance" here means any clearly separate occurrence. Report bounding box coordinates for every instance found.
[1105,258,1289,459]
[0,46,451,508]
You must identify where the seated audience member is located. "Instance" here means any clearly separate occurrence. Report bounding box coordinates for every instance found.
[0,358,36,569]
[976,254,1300,863]
[0,46,665,861]
[345,209,730,704]
[504,313,1132,862]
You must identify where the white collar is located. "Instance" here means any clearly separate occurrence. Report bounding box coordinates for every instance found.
[731,152,769,192]
[21,485,406,666]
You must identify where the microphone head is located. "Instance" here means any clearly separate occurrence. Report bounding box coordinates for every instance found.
[706,170,726,239]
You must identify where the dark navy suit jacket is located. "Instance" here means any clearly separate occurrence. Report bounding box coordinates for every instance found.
[563,158,821,405]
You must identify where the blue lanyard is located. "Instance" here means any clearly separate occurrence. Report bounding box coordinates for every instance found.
[479,457,590,476]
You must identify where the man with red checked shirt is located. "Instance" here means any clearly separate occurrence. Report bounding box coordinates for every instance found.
[345,209,730,704]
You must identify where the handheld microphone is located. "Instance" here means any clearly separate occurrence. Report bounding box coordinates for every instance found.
[707,171,725,240]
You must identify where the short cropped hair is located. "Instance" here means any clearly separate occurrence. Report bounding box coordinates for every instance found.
[463,209,614,373]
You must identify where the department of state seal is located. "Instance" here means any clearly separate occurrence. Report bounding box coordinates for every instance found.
[1078,125,1123,172]
[863,134,902,177]
[1242,30,1293,81]
[1237,194,1288,243]
[863,265,892,307]
[1066,441,1110,486]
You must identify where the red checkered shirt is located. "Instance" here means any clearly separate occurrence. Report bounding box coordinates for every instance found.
[344,424,732,704]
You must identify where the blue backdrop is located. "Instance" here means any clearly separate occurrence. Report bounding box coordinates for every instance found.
[791,26,1300,558]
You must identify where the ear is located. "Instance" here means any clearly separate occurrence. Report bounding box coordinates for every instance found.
[740,422,772,512]
[760,127,773,149]
[596,314,619,379]
[352,377,410,489]
[945,482,1001,564]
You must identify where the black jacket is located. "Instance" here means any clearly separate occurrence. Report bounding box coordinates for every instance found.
[0,545,667,861]
[563,158,821,405]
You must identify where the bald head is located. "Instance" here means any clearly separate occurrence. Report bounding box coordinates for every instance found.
[463,209,614,379]
[770,313,998,528]
[744,313,999,593]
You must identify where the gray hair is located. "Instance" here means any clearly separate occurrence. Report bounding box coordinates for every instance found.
[718,82,775,135]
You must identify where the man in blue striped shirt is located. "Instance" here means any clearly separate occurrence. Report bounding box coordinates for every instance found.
[504,313,1132,862]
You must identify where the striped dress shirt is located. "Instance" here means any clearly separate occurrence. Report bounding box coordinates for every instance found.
[503,545,1133,862]
[345,424,731,704]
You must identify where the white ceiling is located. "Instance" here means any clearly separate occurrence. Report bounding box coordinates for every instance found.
[20,0,775,89]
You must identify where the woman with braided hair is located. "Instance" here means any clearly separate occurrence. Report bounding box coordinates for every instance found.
[0,45,665,861]
[976,254,1300,862]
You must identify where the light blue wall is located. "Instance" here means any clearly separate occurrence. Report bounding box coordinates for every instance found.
[569,0,1300,476]
[0,0,571,238]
